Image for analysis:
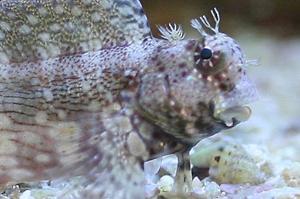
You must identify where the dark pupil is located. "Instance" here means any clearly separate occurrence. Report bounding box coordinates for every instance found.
[200,48,213,59]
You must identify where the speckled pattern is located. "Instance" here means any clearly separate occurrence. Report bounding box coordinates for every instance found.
[0,1,256,198]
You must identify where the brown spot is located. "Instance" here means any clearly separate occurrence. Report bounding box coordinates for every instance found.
[192,166,209,179]
[219,83,228,91]
[179,63,186,68]
[0,175,11,184]
[202,74,208,80]
[214,73,223,81]
[185,40,197,51]
[214,156,221,163]
[181,71,187,77]
[158,66,165,72]
[231,48,236,55]
[156,47,162,53]
[151,55,158,61]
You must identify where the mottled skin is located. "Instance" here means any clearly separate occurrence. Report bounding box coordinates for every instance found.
[0,1,257,198]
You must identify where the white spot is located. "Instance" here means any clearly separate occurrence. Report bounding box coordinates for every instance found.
[127,132,147,157]
[79,42,89,51]
[0,157,18,167]
[54,5,64,15]
[124,69,133,77]
[57,110,67,120]
[31,77,40,86]
[35,111,48,124]
[116,116,132,133]
[43,88,54,102]
[71,6,82,16]
[58,151,85,168]
[88,39,101,49]
[34,91,43,98]
[96,68,103,77]
[19,24,31,35]
[20,131,43,146]
[102,115,132,135]
[186,75,196,81]
[158,175,174,192]
[64,22,75,32]
[169,100,176,106]
[15,42,23,51]
[38,32,50,42]
[180,109,188,117]
[101,103,121,118]
[82,81,91,92]
[0,21,10,31]
[221,73,227,78]
[91,12,101,22]
[9,169,34,181]
[38,7,48,16]
[6,12,16,19]
[36,46,49,59]
[96,84,104,92]
[124,108,133,116]
[27,15,39,25]
[53,122,81,141]
[0,31,5,40]
[50,23,61,32]
[105,92,113,103]
[87,100,101,111]
[0,114,11,128]
[0,52,9,64]
[0,133,17,153]
[46,44,60,57]
[207,75,213,82]
[35,154,51,163]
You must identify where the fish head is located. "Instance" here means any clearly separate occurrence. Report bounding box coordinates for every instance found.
[136,9,258,145]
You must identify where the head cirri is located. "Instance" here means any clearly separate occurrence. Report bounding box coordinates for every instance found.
[136,8,257,145]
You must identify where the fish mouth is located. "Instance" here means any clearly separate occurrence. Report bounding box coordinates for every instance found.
[214,106,252,127]
[211,72,257,127]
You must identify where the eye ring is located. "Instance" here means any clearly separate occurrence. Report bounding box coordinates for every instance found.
[200,48,213,60]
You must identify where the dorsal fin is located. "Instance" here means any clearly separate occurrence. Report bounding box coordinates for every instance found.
[0,0,151,64]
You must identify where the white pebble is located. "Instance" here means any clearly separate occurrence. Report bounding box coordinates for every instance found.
[158,175,174,192]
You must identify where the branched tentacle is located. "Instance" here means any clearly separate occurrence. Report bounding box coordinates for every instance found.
[158,23,185,42]
[191,7,221,36]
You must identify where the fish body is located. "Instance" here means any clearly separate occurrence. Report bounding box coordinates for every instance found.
[0,1,257,198]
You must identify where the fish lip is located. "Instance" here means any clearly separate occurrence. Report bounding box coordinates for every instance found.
[212,105,252,128]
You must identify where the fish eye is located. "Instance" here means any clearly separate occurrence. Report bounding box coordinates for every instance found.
[200,48,213,60]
